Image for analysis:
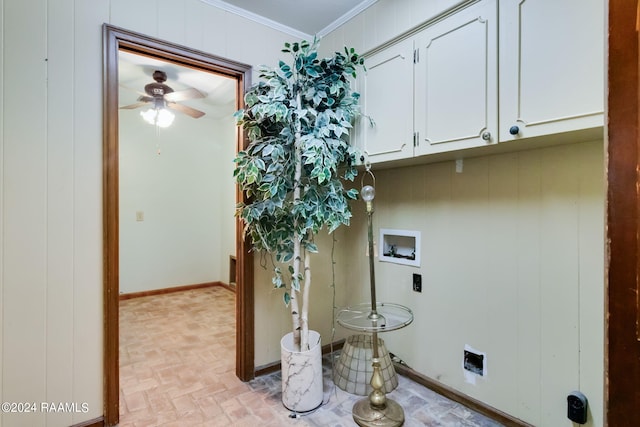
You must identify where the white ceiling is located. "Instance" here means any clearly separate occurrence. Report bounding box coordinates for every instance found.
[201,0,378,38]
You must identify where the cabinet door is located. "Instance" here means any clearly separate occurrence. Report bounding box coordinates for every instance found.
[357,38,415,164]
[414,0,498,156]
[499,0,604,141]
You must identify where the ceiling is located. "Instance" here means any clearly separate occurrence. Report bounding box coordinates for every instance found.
[201,0,378,38]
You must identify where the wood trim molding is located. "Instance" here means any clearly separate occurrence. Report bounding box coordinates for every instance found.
[102,24,120,427]
[70,416,105,427]
[393,364,532,427]
[119,281,233,300]
[234,66,255,383]
[102,24,253,426]
[606,1,640,425]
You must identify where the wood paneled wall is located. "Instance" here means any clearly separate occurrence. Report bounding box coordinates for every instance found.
[343,142,605,426]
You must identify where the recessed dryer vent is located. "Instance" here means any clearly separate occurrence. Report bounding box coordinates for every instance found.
[379,229,420,267]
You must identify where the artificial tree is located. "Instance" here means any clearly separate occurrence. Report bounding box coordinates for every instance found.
[234,39,365,352]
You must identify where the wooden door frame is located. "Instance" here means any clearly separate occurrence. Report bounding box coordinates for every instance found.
[606,1,640,425]
[102,24,254,426]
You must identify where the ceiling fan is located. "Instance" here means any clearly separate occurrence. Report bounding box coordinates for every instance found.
[120,70,206,123]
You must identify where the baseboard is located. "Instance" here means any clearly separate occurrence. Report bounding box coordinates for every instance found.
[254,338,345,377]
[323,338,345,354]
[393,363,534,427]
[253,340,527,426]
[70,416,105,427]
[119,281,232,300]
[254,359,281,377]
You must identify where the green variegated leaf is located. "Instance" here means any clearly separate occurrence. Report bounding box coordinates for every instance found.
[346,188,359,199]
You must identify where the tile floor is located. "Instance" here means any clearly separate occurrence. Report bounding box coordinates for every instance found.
[119,287,504,426]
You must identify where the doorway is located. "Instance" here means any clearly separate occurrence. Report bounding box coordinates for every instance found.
[102,24,254,426]
[117,51,236,295]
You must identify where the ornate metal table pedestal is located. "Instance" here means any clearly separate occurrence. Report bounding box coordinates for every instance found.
[336,172,413,427]
[337,303,413,427]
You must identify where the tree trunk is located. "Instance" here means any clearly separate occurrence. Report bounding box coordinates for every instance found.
[290,92,304,351]
[300,232,312,351]
[290,240,302,351]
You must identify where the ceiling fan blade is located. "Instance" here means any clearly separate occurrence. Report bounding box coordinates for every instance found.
[164,87,206,102]
[120,102,149,110]
[119,83,147,98]
[167,102,206,118]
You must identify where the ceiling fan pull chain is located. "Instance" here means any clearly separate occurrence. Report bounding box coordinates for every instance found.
[156,125,162,155]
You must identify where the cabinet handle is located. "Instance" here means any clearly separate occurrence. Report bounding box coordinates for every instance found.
[481,131,491,141]
[509,125,520,135]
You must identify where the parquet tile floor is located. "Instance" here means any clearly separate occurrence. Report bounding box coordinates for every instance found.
[119,287,504,426]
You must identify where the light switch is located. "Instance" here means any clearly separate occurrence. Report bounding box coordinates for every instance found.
[136,211,144,221]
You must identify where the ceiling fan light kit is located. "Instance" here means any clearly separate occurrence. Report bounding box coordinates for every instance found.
[140,106,175,128]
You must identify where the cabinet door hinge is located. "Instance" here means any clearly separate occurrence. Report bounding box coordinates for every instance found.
[413,132,419,147]
[413,49,419,64]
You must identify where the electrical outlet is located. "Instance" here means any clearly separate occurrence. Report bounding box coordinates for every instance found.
[464,349,485,376]
[412,273,422,292]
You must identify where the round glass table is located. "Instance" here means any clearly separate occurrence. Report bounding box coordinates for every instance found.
[336,302,413,427]
[337,302,413,332]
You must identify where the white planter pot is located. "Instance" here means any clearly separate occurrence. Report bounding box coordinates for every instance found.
[280,330,323,412]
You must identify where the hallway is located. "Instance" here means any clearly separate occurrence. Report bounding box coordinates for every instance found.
[119,287,504,426]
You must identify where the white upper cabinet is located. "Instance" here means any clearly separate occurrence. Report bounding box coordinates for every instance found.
[414,0,497,155]
[357,38,415,163]
[354,0,604,165]
[499,0,604,141]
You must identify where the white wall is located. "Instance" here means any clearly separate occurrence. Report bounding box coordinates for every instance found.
[218,115,237,285]
[1,1,104,426]
[321,3,605,425]
[341,141,605,426]
[119,109,236,294]
[0,0,298,425]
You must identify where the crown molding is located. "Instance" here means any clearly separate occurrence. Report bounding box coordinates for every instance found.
[199,0,312,40]
[317,0,378,37]
[199,0,378,41]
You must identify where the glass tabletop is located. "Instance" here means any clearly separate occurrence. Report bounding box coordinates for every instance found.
[336,302,413,332]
